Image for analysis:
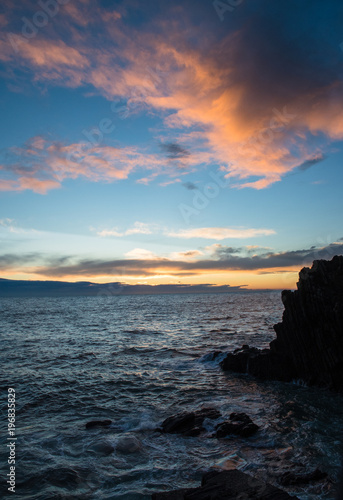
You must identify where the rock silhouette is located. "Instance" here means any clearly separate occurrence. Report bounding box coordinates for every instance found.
[160,408,221,436]
[152,469,298,499]
[85,419,112,429]
[159,408,259,438]
[215,412,259,438]
[220,256,343,391]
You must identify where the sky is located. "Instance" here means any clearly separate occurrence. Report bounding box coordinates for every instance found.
[0,0,343,290]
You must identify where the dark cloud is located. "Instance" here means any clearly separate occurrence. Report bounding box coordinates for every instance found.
[159,142,191,159]
[182,181,197,190]
[214,246,243,258]
[222,0,343,119]
[0,253,41,269]
[297,155,326,171]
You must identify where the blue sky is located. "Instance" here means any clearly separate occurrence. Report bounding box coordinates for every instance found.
[0,0,343,289]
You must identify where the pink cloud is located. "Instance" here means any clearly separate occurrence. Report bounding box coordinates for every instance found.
[0,136,214,193]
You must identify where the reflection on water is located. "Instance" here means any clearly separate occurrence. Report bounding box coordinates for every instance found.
[0,292,342,499]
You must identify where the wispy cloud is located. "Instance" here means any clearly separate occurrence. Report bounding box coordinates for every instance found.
[0,218,14,227]
[124,248,160,260]
[166,227,276,240]
[94,222,156,238]
[93,224,276,241]
[0,135,215,193]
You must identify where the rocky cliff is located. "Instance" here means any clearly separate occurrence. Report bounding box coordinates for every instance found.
[221,256,343,391]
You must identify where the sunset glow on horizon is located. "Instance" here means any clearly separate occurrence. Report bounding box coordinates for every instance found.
[1,0,343,290]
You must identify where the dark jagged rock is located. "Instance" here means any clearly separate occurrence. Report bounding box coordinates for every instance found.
[215,412,259,438]
[220,257,343,391]
[278,468,328,486]
[220,345,296,382]
[160,408,221,436]
[271,256,343,389]
[85,419,112,429]
[151,469,298,499]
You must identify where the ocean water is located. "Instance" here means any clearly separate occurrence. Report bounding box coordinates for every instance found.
[1,291,342,499]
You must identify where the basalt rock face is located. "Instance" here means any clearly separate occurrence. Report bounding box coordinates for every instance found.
[271,256,343,390]
[220,345,296,382]
[221,257,343,391]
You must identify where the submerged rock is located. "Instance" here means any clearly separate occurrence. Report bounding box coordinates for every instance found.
[160,408,258,439]
[215,412,259,438]
[88,441,115,455]
[85,419,112,429]
[278,468,328,486]
[115,435,142,453]
[151,469,298,499]
[160,408,221,436]
[220,256,343,391]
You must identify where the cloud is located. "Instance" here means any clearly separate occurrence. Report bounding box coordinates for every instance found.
[93,224,275,243]
[166,227,276,240]
[0,218,38,235]
[182,181,197,190]
[296,154,326,172]
[96,229,123,238]
[2,242,342,279]
[0,218,14,227]
[0,137,193,193]
[124,248,159,260]
[125,222,154,235]
[0,252,41,270]
[169,249,204,261]
[95,222,155,238]
[1,1,342,189]
[159,142,190,159]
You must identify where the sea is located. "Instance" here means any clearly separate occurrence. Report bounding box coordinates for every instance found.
[1,291,342,499]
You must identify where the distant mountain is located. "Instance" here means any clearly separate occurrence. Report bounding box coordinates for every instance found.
[0,278,255,297]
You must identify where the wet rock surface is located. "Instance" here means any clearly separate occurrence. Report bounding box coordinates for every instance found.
[151,469,298,499]
[160,408,221,436]
[215,412,259,438]
[85,419,112,429]
[115,435,142,453]
[159,408,259,439]
[220,256,343,390]
[278,468,328,486]
[220,345,296,382]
